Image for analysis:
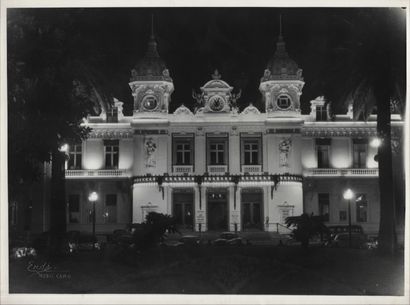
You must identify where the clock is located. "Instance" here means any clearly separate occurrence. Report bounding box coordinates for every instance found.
[209,96,225,112]
[142,95,158,111]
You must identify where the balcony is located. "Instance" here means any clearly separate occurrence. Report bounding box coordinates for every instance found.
[241,165,262,174]
[65,169,130,179]
[304,168,378,177]
[207,165,228,174]
[172,165,194,174]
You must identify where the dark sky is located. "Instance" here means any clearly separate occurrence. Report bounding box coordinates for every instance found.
[8,7,406,115]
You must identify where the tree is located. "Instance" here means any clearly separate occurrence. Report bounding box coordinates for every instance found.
[7,9,112,252]
[285,213,328,249]
[309,8,406,255]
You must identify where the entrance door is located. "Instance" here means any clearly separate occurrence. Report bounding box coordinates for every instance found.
[173,191,194,230]
[242,190,263,230]
[207,190,228,231]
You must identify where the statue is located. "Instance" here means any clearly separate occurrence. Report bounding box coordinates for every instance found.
[279,138,292,167]
[144,138,157,168]
[230,89,242,112]
[192,90,204,113]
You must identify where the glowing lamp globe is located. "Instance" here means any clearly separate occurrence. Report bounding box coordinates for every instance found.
[343,189,354,200]
[88,192,98,202]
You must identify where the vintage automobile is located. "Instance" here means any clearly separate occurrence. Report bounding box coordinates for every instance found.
[325,225,367,249]
[212,232,244,246]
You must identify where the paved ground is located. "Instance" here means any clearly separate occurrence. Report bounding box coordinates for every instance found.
[8,243,404,295]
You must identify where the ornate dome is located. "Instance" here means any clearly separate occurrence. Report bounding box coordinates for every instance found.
[130,34,172,82]
[262,35,303,82]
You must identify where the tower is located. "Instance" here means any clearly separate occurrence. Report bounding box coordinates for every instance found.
[259,17,304,117]
[129,20,174,116]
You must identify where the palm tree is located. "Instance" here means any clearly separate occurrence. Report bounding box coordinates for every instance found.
[317,9,406,255]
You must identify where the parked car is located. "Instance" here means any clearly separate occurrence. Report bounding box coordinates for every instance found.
[325,225,367,249]
[160,235,201,247]
[212,232,244,246]
[32,231,102,254]
[65,231,102,252]
[366,236,378,250]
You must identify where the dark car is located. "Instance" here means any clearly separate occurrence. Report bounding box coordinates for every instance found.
[32,231,102,254]
[65,231,102,252]
[326,225,367,249]
[213,232,244,246]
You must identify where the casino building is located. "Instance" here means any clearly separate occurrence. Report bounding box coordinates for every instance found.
[64,31,403,235]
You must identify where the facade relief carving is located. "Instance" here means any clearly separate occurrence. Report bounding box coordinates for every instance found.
[279,138,292,167]
[144,137,157,168]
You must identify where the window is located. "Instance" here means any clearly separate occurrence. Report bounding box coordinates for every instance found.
[316,138,331,168]
[107,108,118,123]
[356,194,367,222]
[207,137,228,166]
[105,194,117,223]
[173,136,194,165]
[339,210,347,221]
[68,194,80,223]
[68,144,82,169]
[104,140,119,169]
[353,139,368,168]
[318,193,330,222]
[316,105,327,121]
[241,137,262,165]
[277,95,291,109]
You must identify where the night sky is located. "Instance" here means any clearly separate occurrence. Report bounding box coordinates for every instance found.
[8,7,406,115]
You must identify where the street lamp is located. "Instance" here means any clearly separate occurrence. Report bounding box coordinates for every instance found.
[88,191,98,244]
[370,137,382,148]
[343,188,354,248]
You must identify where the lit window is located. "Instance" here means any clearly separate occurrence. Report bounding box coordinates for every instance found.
[356,194,367,222]
[104,140,119,169]
[318,193,330,222]
[68,144,82,169]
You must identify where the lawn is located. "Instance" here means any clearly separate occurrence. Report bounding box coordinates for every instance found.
[8,245,404,295]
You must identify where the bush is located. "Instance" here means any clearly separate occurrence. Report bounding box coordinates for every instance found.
[285,213,328,248]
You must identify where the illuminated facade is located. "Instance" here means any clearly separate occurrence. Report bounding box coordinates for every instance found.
[64,32,403,235]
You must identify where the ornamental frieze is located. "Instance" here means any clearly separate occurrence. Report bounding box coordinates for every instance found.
[88,129,133,139]
[302,127,377,137]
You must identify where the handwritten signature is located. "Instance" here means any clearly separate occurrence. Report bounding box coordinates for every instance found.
[27,261,70,279]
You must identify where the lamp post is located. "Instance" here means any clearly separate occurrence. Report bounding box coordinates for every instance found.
[343,188,354,248]
[88,191,98,245]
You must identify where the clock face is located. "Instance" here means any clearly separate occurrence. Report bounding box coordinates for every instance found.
[142,96,158,111]
[209,96,225,112]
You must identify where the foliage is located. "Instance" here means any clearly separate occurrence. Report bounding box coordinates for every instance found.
[129,212,179,250]
[307,8,405,255]
[7,9,114,242]
[285,213,328,248]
